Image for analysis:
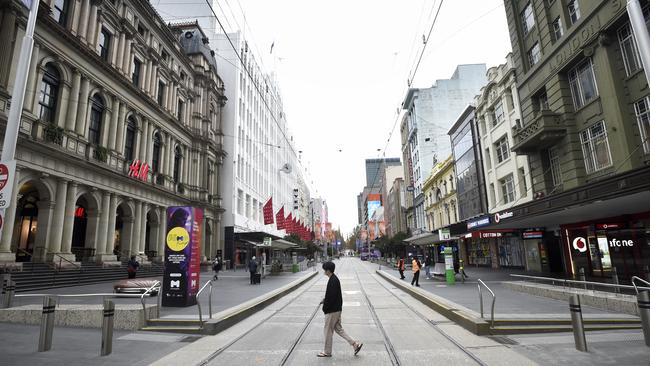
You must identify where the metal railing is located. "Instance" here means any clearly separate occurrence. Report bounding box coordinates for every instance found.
[632,276,650,295]
[140,281,161,322]
[477,279,495,327]
[197,280,213,324]
[510,274,650,293]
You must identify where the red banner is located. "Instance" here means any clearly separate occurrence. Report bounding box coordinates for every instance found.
[286,213,293,234]
[276,206,285,230]
[263,197,274,225]
[325,222,332,241]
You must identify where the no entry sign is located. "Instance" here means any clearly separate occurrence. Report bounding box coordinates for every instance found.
[0,160,17,209]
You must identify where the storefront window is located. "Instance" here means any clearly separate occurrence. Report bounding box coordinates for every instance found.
[498,236,525,267]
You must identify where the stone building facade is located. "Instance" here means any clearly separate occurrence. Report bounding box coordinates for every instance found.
[423,155,458,232]
[0,0,226,267]
[474,54,533,214]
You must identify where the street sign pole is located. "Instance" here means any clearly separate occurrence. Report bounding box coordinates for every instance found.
[0,2,39,228]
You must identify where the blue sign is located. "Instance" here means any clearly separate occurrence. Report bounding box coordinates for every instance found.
[467,216,490,230]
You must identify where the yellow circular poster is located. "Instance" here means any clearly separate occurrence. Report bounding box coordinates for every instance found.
[166,227,190,251]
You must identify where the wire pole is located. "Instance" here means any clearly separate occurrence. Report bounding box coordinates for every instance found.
[628,0,650,88]
[0,2,39,231]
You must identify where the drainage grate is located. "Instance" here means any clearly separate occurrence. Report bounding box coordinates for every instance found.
[180,336,202,343]
[488,335,519,345]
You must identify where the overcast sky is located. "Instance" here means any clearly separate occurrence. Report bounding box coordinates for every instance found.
[159,0,513,235]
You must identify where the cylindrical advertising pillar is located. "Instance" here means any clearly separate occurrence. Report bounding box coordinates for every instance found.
[638,290,650,347]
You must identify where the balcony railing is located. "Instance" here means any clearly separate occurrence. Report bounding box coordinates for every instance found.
[512,110,566,154]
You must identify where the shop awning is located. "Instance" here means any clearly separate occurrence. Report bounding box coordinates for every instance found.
[270,239,299,250]
[404,232,439,246]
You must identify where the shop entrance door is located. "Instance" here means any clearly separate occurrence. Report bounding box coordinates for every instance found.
[545,237,564,273]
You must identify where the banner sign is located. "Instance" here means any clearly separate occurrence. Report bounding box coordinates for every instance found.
[162,206,203,307]
[467,216,490,230]
[263,197,274,225]
[0,160,17,209]
[276,206,285,230]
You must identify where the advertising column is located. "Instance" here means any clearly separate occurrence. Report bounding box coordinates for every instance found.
[162,206,203,307]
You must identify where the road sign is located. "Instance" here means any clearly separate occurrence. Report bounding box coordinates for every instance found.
[406,186,414,192]
[0,211,3,231]
[0,160,16,209]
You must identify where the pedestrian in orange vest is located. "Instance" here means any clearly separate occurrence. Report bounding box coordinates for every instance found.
[411,256,421,287]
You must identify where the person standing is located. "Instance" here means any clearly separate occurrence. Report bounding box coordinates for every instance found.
[248,256,258,284]
[425,256,432,279]
[127,256,140,279]
[318,261,363,358]
[411,256,420,287]
[212,257,222,280]
[397,257,405,280]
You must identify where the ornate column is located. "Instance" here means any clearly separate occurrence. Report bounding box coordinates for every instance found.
[122,38,132,76]
[146,122,154,164]
[95,191,110,259]
[104,193,118,261]
[78,0,91,43]
[139,203,148,254]
[116,32,126,72]
[150,64,158,98]
[60,182,78,255]
[143,60,152,94]
[75,76,90,136]
[0,168,21,262]
[86,3,99,47]
[182,146,189,185]
[156,206,166,263]
[158,133,166,176]
[25,42,40,114]
[32,200,54,263]
[116,102,126,153]
[131,201,142,256]
[100,99,111,147]
[139,119,149,160]
[164,135,172,176]
[65,70,81,132]
[108,97,119,151]
[47,179,68,256]
[133,122,142,161]
[0,8,16,88]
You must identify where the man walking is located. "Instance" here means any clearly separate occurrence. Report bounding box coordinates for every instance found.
[397,257,405,280]
[425,256,432,279]
[318,261,363,358]
[411,256,420,287]
[248,256,258,284]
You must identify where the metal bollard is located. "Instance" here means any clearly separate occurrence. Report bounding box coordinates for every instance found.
[38,296,56,352]
[569,294,588,352]
[101,299,115,356]
[638,291,650,347]
[612,267,620,294]
[579,268,587,290]
[2,278,15,308]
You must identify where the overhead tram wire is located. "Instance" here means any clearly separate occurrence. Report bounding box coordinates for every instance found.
[406,0,444,86]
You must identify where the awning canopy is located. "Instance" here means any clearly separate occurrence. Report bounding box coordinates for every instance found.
[270,239,299,250]
[404,232,439,246]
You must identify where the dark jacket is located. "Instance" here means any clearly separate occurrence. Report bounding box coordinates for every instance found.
[127,259,139,272]
[322,274,343,314]
[248,260,258,273]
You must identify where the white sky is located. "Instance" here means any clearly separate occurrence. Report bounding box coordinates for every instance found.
[159,0,513,235]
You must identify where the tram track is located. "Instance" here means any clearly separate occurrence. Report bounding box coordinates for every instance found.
[196,271,323,366]
[357,261,488,366]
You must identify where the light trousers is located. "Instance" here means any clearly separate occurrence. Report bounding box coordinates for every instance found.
[323,311,355,355]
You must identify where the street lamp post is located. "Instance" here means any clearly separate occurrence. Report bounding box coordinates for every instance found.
[628,0,650,87]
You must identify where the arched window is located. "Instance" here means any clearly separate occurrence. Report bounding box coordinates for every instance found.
[38,63,60,123]
[124,116,136,161]
[88,94,104,145]
[173,146,182,183]
[52,0,69,26]
[152,132,162,173]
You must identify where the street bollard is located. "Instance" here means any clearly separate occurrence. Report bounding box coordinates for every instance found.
[2,278,15,309]
[38,296,56,352]
[579,268,587,290]
[638,291,650,347]
[569,294,588,352]
[101,299,115,356]
[612,267,620,294]
[460,260,466,284]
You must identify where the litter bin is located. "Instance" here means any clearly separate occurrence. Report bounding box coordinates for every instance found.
[292,264,299,273]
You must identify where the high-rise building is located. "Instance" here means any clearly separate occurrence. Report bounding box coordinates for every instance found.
[401,64,487,232]
[365,157,400,188]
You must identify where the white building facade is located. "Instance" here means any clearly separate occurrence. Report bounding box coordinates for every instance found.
[401,64,487,232]
[474,54,532,214]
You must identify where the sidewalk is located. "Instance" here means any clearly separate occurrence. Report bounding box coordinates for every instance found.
[10,268,312,319]
[368,261,632,318]
[0,268,316,366]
